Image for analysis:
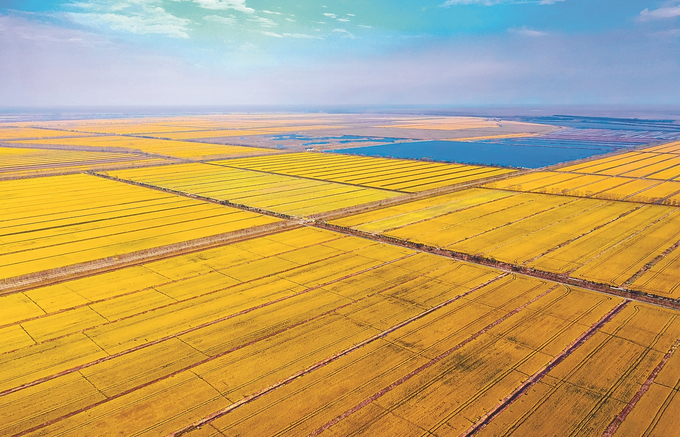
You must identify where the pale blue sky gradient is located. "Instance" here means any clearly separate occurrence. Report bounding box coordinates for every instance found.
[1,1,679,106]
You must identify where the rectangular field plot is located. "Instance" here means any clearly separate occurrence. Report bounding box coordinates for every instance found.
[9,135,277,160]
[0,127,90,141]
[0,173,279,280]
[101,162,403,217]
[3,225,671,437]
[330,187,680,298]
[486,169,680,205]
[215,152,517,193]
[0,146,174,179]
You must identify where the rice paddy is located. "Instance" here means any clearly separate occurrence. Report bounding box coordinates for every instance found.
[218,152,516,193]
[2,114,680,436]
[9,135,276,160]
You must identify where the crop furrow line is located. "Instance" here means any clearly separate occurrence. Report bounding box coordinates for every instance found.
[459,299,630,437]
[163,273,510,437]
[0,253,417,399]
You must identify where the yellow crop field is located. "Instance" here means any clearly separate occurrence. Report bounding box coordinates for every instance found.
[9,135,277,160]
[476,303,680,437]
[625,181,680,204]
[4,114,680,436]
[642,140,680,154]
[595,178,662,200]
[3,227,643,437]
[620,156,680,178]
[217,152,516,193]
[558,152,653,174]
[0,146,174,179]
[102,162,402,217]
[0,173,279,280]
[329,185,680,298]
[0,127,90,141]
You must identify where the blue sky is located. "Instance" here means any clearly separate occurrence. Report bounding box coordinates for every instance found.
[1,1,679,107]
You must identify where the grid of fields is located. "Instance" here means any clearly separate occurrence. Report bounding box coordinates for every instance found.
[101,162,403,217]
[217,152,517,193]
[0,173,279,281]
[487,170,680,205]
[0,146,174,179]
[9,135,277,160]
[1,227,677,437]
[4,115,680,436]
[330,187,680,298]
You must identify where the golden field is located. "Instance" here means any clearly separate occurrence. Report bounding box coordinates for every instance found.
[2,114,680,436]
[101,162,403,218]
[220,152,517,193]
[9,135,276,160]
[1,226,677,437]
[330,187,680,299]
[0,173,279,281]
[0,146,175,179]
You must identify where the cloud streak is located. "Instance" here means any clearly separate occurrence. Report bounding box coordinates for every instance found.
[193,0,254,14]
[66,1,192,38]
[639,2,680,21]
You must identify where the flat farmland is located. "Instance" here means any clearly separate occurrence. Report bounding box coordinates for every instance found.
[329,187,680,299]
[8,136,278,160]
[0,128,90,141]
[3,114,680,436]
[0,146,175,179]
[100,162,403,218]
[0,173,280,281]
[487,170,680,205]
[1,226,677,436]
[217,152,517,193]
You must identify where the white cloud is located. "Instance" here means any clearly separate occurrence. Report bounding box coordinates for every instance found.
[260,31,322,39]
[283,33,323,39]
[347,13,356,17]
[193,0,254,14]
[337,18,350,22]
[639,2,680,21]
[66,0,192,38]
[333,28,355,39]
[508,26,547,36]
[285,17,295,22]
[358,24,372,28]
[261,10,282,15]
[261,30,282,37]
[539,0,565,4]
[204,14,236,25]
[248,15,277,27]
[323,13,337,18]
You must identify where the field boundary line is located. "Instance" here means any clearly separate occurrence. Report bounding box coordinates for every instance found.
[311,222,680,310]
[0,253,417,399]
[459,299,631,437]
[0,220,298,296]
[521,203,646,266]
[623,238,680,288]
[14,255,460,437]
[91,172,295,220]
[164,273,510,437]
[307,284,559,436]
[562,208,678,276]
[206,161,410,194]
[602,336,680,437]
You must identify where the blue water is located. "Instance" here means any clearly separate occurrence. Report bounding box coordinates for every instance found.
[518,116,680,132]
[329,140,624,169]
